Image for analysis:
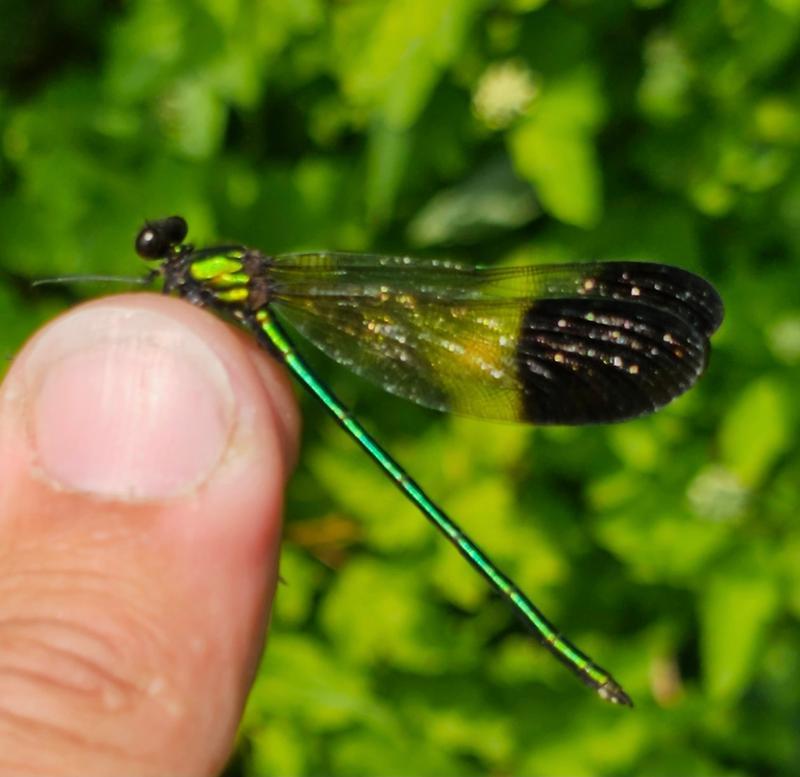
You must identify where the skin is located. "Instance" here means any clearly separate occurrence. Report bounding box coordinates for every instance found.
[0,294,300,776]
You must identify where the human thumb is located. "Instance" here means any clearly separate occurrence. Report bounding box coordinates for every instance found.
[0,294,299,776]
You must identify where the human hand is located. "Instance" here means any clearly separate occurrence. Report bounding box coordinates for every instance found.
[0,294,299,776]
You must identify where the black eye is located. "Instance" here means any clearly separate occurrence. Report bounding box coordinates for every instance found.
[135,216,188,259]
[161,215,188,244]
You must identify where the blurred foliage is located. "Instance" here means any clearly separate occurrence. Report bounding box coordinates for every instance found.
[2,0,799,775]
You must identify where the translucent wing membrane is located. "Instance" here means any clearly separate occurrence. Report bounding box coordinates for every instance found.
[267,253,723,424]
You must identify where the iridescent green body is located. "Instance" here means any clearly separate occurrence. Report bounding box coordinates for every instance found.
[136,215,724,706]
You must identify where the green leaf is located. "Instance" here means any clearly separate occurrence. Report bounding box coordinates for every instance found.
[594,504,731,582]
[719,378,791,487]
[407,155,538,246]
[334,0,486,220]
[247,719,308,777]
[320,558,451,672]
[701,551,780,701]
[520,713,649,775]
[638,33,693,123]
[332,729,463,777]
[510,118,602,226]
[509,67,605,227]
[608,423,661,472]
[160,78,226,157]
[779,535,800,619]
[246,634,379,729]
[333,0,485,127]
[366,121,413,225]
[274,546,323,624]
[505,0,549,10]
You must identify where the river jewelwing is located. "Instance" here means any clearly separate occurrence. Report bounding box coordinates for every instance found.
[131,215,723,706]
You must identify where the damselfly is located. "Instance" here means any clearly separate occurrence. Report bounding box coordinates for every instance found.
[132,215,724,706]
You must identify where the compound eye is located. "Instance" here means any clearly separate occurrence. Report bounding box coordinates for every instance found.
[162,215,188,244]
[134,216,188,259]
[135,226,169,258]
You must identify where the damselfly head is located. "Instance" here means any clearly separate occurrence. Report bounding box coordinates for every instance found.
[135,216,188,260]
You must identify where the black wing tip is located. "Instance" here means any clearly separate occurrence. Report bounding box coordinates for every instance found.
[589,261,725,339]
[518,294,714,425]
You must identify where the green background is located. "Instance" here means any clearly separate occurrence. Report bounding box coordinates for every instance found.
[2,1,799,775]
